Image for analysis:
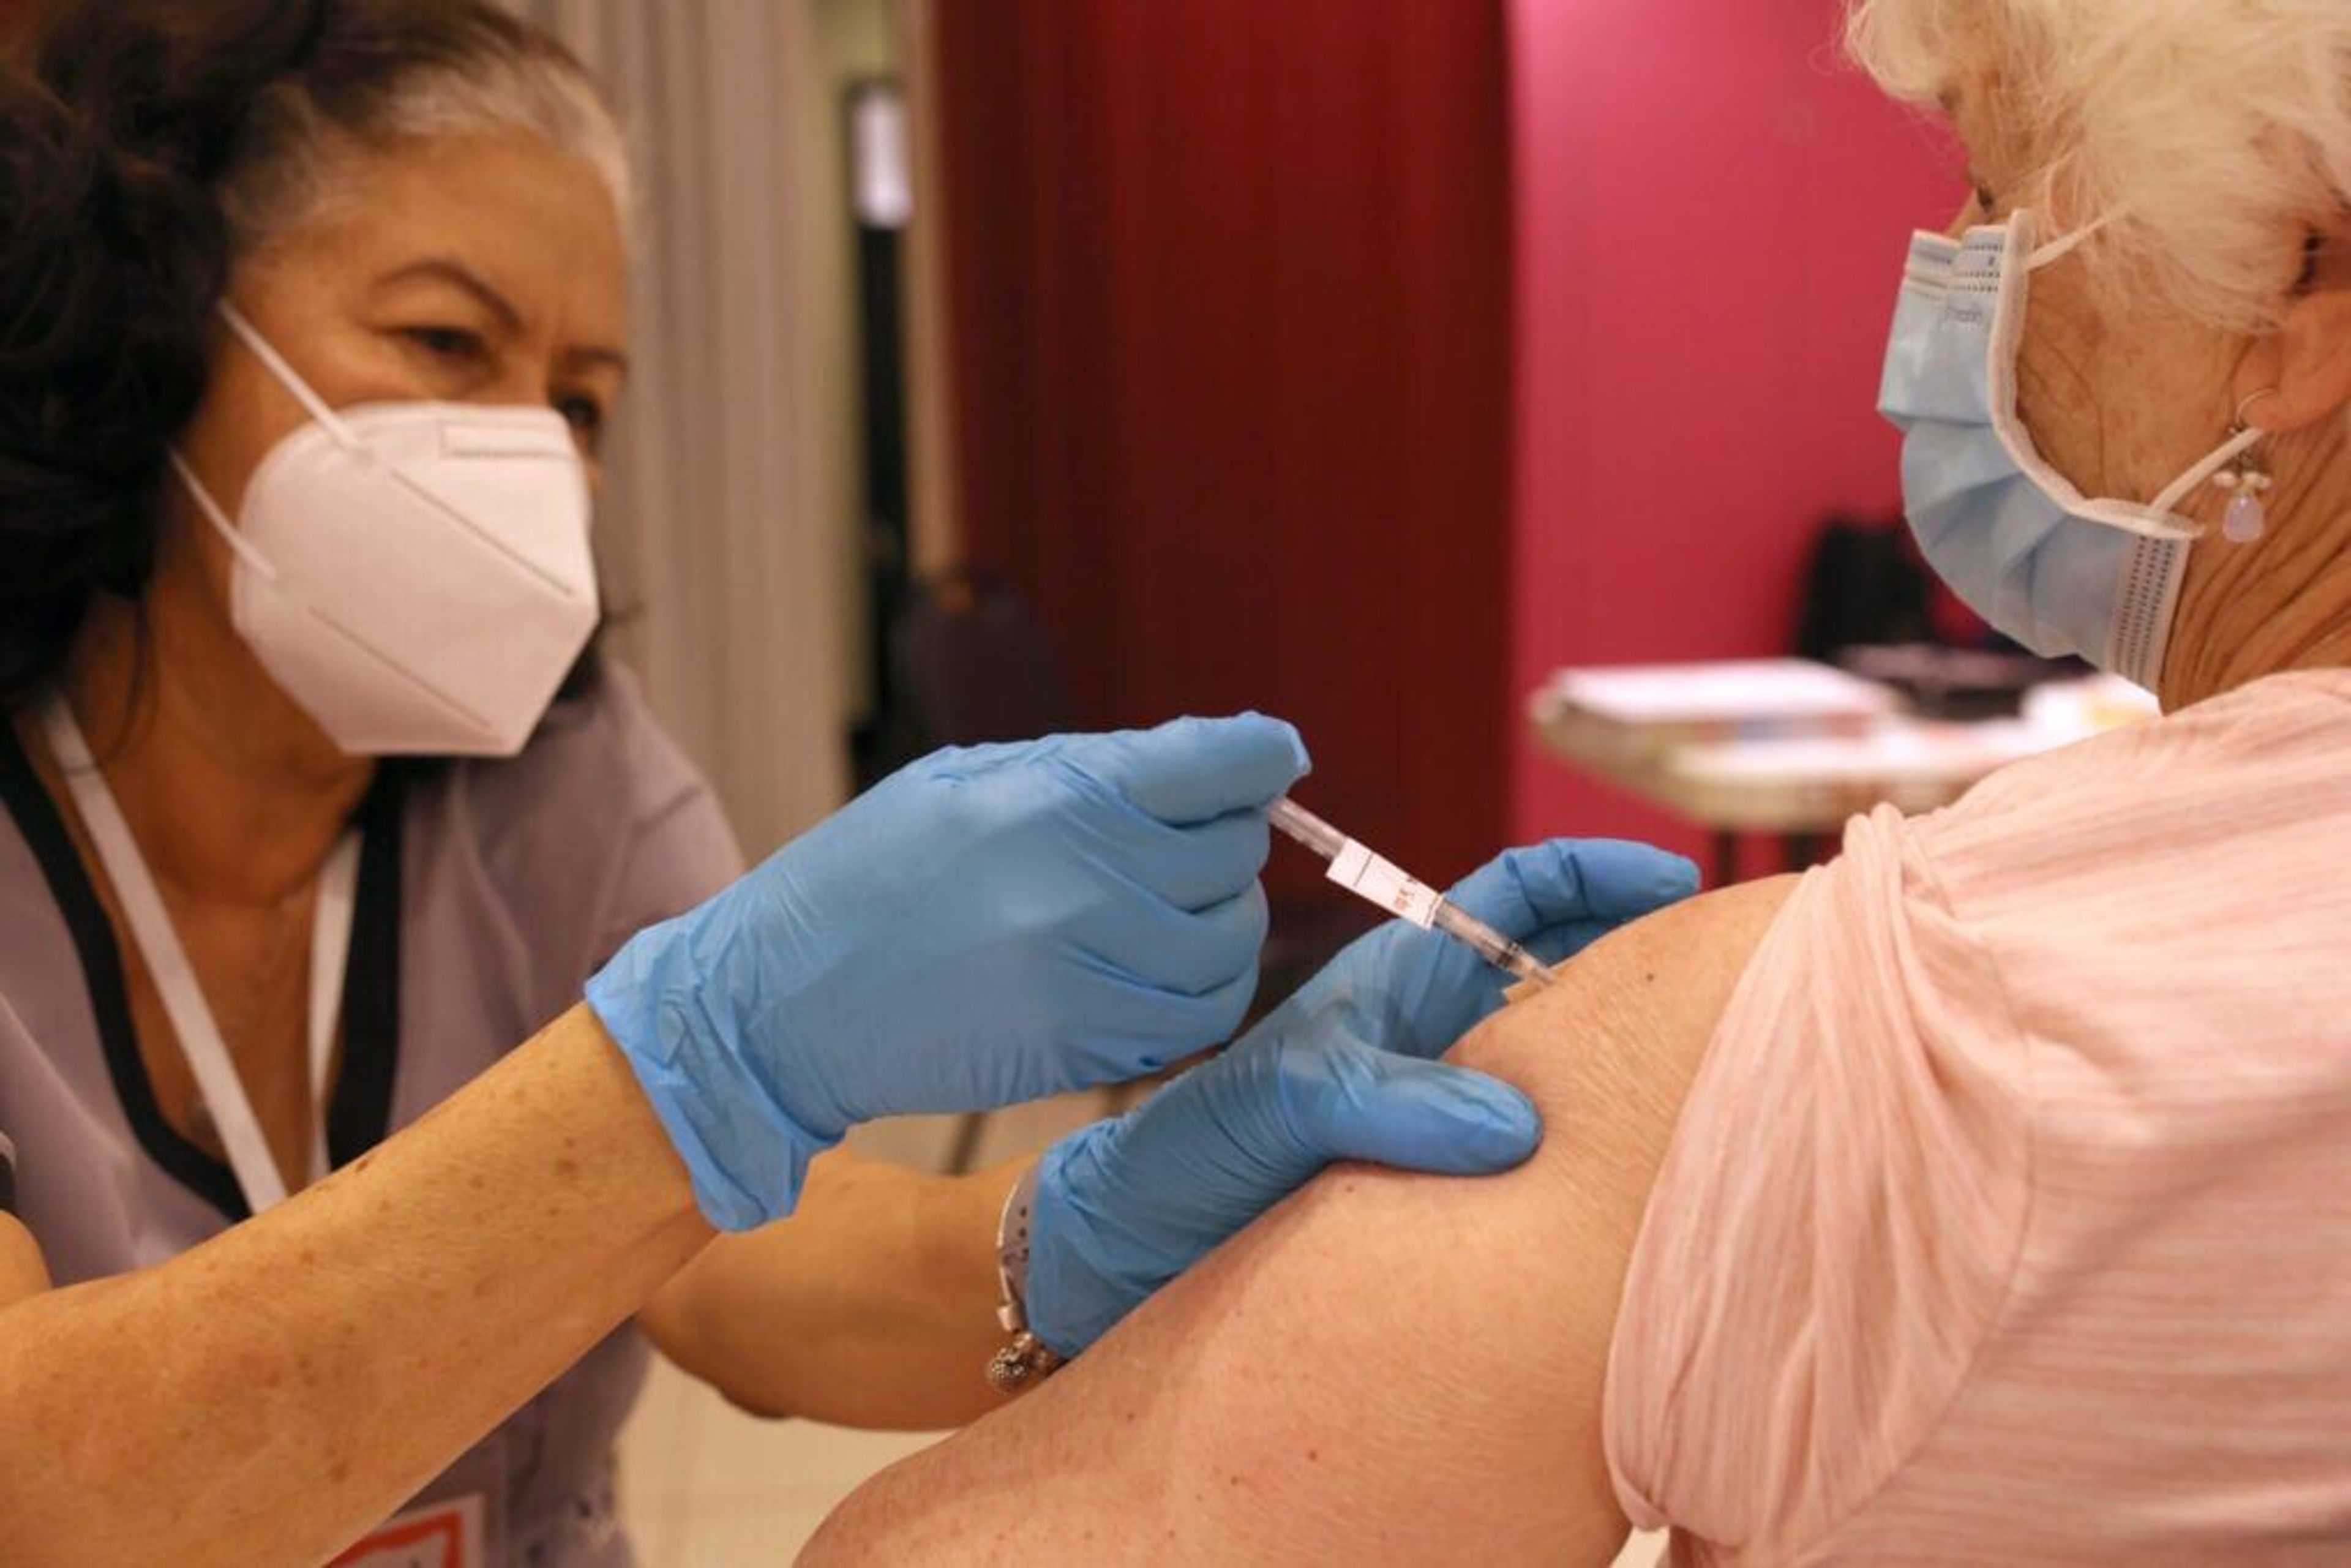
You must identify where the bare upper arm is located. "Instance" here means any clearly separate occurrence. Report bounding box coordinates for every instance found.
[803,876,1796,1566]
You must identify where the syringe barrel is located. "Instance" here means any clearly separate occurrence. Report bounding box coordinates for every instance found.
[1430,899,1553,986]
[1269,793,1552,987]
[1267,797,1348,861]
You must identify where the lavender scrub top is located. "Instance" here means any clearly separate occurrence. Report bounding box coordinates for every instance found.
[0,666,745,1566]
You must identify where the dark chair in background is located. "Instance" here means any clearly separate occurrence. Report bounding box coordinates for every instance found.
[1794,512,1936,664]
[1798,513,2079,722]
[869,568,1073,784]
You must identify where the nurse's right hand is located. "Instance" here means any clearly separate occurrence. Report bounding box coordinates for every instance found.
[587,715,1308,1231]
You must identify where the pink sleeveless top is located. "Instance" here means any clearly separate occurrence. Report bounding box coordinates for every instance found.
[1606,667,2351,1565]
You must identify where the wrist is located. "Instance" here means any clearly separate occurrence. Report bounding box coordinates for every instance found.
[583,941,836,1232]
[509,1006,721,1253]
[1019,1126,1132,1358]
[556,1003,721,1238]
[987,1160,1068,1390]
[924,1160,1018,1319]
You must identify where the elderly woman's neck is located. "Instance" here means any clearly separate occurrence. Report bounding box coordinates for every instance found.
[2162,418,2351,710]
[52,586,373,911]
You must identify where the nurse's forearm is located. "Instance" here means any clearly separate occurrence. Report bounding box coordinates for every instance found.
[641,1149,1020,1430]
[0,1003,713,1566]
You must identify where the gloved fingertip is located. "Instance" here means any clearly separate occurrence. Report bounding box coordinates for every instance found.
[1454,1076,1543,1167]
[1108,714,1310,823]
[1360,1065,1543,1173]
[1570,839,1705,918]
[1234,710,1311,782]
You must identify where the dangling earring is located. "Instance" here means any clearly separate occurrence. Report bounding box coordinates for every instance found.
[2211,389,2279,544]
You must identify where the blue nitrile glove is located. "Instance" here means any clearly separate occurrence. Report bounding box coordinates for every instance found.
[1023,838,1700,1355]
[587,715,1309,1231]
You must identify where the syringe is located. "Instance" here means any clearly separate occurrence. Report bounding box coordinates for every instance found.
[1267,797,1555,990]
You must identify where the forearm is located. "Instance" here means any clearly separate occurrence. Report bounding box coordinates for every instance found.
[0,1003,712,1564]
[643,1149,1021,1430]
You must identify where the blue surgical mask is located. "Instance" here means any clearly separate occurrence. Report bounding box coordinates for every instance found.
[1877,211,2259,691]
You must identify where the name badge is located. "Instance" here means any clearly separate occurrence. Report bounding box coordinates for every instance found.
[331,1495,487,1568]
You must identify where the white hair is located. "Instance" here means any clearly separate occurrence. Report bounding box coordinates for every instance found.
[222,17,631,259]
[370,48,629,218]
[1845,0,2351,331]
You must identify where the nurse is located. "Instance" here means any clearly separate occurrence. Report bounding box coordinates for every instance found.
[0,3,1695,1562]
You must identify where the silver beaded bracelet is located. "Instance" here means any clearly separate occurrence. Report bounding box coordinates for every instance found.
[985,1164,1065,1393]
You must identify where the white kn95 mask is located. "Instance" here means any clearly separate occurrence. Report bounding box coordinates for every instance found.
[170,301,599,757]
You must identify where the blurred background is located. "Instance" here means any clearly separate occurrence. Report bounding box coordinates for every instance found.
[485,0,1968,888]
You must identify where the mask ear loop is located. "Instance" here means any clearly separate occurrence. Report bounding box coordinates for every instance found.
[216,300,365,452]
[2027,209,2120,270]
[2151,423,2266,519]
[166,451,280,584]
[2012,208,2232,538]
[1981,210,2192,542]
[168,299,370,581]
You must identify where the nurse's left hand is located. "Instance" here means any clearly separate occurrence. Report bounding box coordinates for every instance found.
[1021,838,1699,1357]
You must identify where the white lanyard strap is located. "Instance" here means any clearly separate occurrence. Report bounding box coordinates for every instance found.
[307,831,360,1185]
[39,694,359,1214]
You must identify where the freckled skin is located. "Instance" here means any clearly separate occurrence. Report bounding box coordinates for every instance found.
[0,1006,712,1561]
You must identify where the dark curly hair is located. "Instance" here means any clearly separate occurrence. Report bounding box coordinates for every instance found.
[0,0,621,711]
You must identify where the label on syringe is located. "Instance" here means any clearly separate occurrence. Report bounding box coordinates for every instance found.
[1327,841,1443,929]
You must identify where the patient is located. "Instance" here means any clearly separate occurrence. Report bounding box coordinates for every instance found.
[809,1,2351,1561]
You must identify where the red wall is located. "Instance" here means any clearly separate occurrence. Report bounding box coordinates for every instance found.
[1506,0,1962,860]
